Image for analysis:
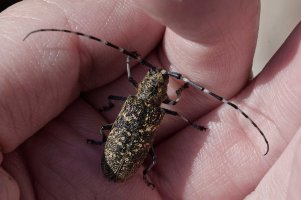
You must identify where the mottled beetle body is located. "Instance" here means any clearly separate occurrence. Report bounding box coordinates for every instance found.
[102,70,167,181]
[23,29,269,188]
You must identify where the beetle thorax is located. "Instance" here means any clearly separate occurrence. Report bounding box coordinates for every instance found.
[137,69,169,106]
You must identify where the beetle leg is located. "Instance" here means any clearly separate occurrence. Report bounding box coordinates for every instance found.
[143,147,157,189]
[87,123,113,145]
[98,95,127,112]
[163,108,207,131]
[126,53,139,89]
[163,82,189,105]
[167,71,269,155]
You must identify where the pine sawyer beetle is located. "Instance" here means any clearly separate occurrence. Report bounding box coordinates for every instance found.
[23,29,269,188]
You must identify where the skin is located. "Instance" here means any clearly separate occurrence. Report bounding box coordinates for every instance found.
[0,0,300,199]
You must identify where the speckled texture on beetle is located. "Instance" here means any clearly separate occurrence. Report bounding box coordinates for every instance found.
[102,70,167,182]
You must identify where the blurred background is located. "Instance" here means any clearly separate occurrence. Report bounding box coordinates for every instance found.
[1,0,300,75]
[254,0,301,75]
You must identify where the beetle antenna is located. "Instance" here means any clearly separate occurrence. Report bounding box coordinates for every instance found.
[23,28,157,71]
[167,71,269,155]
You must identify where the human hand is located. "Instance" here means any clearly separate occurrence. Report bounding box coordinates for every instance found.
[1,0,300,199]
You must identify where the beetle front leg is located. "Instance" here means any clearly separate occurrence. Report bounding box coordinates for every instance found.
[163,82,189,105]
[126,54,139,89]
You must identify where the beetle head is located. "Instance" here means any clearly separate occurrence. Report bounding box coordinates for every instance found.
[137,69,169,105]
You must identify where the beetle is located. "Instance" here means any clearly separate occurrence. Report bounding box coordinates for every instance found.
[23,29,269,188]
[87,67,207,188]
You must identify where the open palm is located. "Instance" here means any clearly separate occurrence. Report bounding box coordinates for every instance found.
[1,1,301,199]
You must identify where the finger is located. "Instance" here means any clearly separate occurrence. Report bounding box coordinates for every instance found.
[245,127,301,200]
[0,0,162,152]
[134,0,259,95]
[152,22,301,199]
[88,0,260,141]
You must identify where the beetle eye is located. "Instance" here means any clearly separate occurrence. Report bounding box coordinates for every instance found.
[162,73,168,80]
